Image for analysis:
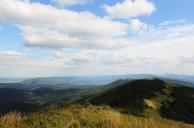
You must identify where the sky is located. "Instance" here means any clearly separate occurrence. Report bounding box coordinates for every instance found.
[0,0,194,77]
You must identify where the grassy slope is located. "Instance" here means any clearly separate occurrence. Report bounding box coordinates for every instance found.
[0,105,193,128]
[160,86,194,123]
[90,79,168,115]
[89,79,194,123]
[0,86,95,114]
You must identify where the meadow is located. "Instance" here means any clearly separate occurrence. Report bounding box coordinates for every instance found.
[0,105,193,128]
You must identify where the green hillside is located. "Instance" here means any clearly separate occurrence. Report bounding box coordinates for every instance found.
[0,87,89,114]
[89,79,194,124]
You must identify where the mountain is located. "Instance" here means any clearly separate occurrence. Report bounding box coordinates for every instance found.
[0,81,92,90]
[0,78,24,83]
[0,74,155,90]
[21,73,194,87]
[160,85,194,123]
[21,74,156,86]
[0,78,194,124]
[90,79,167,114]
[1,74,194,90]
[89,79,194,124]
[161,78,194,87]
[0,87,89,114]
[161,74,194,84]
[0,83,29,90]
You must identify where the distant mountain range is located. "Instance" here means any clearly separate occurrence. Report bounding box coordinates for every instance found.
[21,74,156,86]
[0,74,193,90]
[3,74,193,85]
[161,74,194,83]
[0,78,24,83]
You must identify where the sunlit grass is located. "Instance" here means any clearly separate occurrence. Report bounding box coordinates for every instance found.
[0,112,22,128]
[0,105,193,128]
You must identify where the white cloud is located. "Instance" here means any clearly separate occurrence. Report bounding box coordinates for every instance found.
[1,32,194,77]
[179,57,194,64]
[0,51,26,68]
[127,19,194,40]
[54,35,192,75]
[129,19,149,35]
[159,19,187,26]
[19,25,136,49]
[51,0,90,7]
[0,1,194,77]
[0,51,68,77]
[0,51,25,59]
[0,0,129,49]
[104,0,155,19]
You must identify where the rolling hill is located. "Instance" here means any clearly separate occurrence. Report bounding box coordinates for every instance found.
[89,79,194,124]
[0,78,194,125]
[0,87,89,114]
[1,74,193,90]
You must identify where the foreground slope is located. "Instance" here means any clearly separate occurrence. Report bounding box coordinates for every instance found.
[0,105,194,128]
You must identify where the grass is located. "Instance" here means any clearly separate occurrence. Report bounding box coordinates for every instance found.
[0,112,22,128]
[144,99,160,110]
[0,105,193,128]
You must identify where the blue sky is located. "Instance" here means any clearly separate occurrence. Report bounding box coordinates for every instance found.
[0,0,194,77]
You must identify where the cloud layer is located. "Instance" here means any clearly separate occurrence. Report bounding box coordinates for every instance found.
[51,0,90,7]
[104,0,155,19]
[0,0,194,77]
[1,33,194,77]
[0,0,129,49]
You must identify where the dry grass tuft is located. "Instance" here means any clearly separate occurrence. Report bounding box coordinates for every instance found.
[128,115,194,128]
[0,112,22,128]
